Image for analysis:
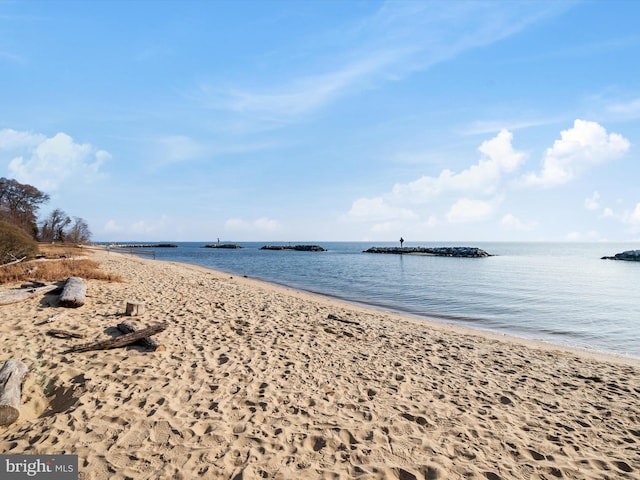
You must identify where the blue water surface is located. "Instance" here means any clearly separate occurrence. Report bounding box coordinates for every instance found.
[109,241,640,358]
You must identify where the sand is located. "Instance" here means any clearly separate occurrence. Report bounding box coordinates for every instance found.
[1,248,638,480]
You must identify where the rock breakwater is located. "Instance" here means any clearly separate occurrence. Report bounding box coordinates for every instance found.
[261,245,326,252]
[601,249,640,262]
[364,246,492,257]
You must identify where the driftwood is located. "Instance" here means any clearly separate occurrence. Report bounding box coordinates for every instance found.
[0,359,28,426]
[66,323,167,353]
[0,256,26,267]
[47,329,85,339]
[327,313,360,326]
[0,284,58,306]
[34,311,67,327]
[59,277,86,308]
[125,301,146,316]
[117,320,165,352]
[45,312,67,323]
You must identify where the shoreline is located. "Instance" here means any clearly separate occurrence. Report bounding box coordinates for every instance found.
[1,249,638,479]
[158,252,639,364]
[173,255,640,368]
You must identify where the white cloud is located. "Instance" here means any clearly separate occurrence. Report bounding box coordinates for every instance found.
[446,198,495,224]
[391,129,524,203]
[604,203,640,229]
[1,130,109,191]
[584,191,601,211]
[346,197,418,222]
[500,213,537,231]
[346,129,520,228]
[0,129,46,150]
[345,120,630,236]
[99,216,170,238]
[629,204,640,228]
[521,119,629,187]
[392,130,525,203]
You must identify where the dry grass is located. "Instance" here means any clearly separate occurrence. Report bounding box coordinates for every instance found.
[37,243,89,259]
[0,257,123,285]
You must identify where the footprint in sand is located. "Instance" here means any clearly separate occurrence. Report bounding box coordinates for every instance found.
[150,419,172,444]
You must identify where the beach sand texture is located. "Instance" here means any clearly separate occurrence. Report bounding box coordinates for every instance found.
[1,249,638,480]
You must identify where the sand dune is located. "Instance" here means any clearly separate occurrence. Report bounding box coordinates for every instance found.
[1,249,638,479]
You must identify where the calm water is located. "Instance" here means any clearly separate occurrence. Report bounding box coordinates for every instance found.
[117,242,640,358]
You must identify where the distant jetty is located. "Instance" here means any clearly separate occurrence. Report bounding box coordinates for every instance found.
[601,249,640,262]
[109,243,178,248]
[364,246,492,257]
[260,245,326,252]
[203,244,243,249]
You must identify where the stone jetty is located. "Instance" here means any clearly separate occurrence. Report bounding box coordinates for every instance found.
[260,245,326,252]
[203,244,243,249]
[364,246,492,257]
[601,249,640,262]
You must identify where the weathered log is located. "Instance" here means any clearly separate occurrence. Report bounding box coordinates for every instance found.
[125,301,146,316]
[117,320,165,352]
[59,276,87,308]
[0,359,28,426]
[0,284,58,306]
[66,323,167,353]
[47,329,85,339]
[327,313,360,325]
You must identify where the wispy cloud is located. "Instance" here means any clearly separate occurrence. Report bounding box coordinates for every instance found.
[196,1,568,125]
[220,51,402,117]
[461,118,561,136]
[0,50,26,65]
[607,97,640,118]
[151,134,278,166]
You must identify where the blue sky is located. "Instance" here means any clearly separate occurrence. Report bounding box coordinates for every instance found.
[1,0,639,242]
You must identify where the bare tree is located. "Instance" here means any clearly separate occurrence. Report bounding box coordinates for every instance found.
[40,208,71,242]
[66,217,92,244]
[0,178,50,237]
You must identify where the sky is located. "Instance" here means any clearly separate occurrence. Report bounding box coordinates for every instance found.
[1,0,640,242]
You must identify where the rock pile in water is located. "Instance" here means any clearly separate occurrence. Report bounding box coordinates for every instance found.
[260,245,326,252]
[601,249,640,261]
[363,246,492,257]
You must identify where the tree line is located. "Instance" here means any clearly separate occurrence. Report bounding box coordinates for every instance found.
[0,177,91,244]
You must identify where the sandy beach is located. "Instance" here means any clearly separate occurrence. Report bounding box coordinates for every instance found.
[0,248,638,480]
